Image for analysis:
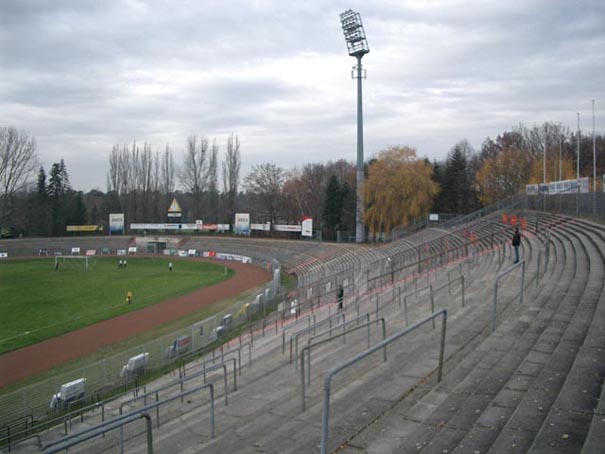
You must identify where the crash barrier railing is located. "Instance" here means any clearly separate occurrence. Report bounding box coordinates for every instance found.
[295,314,371,370]
[201,342,251,376]
[366,220,512,291]
[289,313,346,363]
[120,363,229,413]
[181,357,238,390]
[281,315,317,353]
[0,386,146,452]
[175,337,251,380]
[319,309,448,454]
[42,412,154,454]
[307,313,371,346]
[0,414,35,452]
[535,230,551,286]
[300,318,387,411]
[396,276,465,327]
[492,260,525,333]
[43,382,215,453]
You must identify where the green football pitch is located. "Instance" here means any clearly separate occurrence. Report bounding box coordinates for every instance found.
[0,257,234,354]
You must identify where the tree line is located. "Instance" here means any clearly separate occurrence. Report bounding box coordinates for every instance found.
[0,123,603,240]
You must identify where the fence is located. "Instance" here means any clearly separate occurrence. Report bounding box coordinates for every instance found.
[0,256,281,432]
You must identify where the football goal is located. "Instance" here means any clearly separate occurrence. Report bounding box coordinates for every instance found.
[54,255,93,271]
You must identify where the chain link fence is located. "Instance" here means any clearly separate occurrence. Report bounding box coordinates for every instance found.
[0,256,281,431]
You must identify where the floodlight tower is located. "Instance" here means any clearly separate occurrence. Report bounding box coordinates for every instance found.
[340,9,369,243]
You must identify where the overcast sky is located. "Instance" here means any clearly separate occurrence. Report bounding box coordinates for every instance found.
[1,0,604,191]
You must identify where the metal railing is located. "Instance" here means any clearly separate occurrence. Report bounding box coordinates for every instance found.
[43,382,215,453]
[289,313,346,364]
[43,412,154,454]
[300,318,387,411]
[319,309,448,454]
[492,261,526,332]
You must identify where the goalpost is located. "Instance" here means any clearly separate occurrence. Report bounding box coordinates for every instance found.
[54,255,92,271]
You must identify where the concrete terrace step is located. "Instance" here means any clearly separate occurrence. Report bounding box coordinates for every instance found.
[336,215,594,454]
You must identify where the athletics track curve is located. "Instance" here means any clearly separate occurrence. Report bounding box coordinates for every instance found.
[0,259,271,388]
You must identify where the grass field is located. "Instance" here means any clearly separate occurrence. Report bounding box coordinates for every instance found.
[0,257,234,354]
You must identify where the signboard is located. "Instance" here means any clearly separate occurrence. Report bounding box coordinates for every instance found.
[234,213,250,235]
[301,217,313,237]
[85,250,96,256]
[429,214,439,221]
[196,220,204,230]
[274,224,302,232]
[109,213,125,235]
[71,247,81,255]
[0,252,7,259]
[251,222,271,231]
[167,198,182,218]
[200,223,230,232]
[67,225,102,232]
[128,247,137,254]
[130,223,197,230]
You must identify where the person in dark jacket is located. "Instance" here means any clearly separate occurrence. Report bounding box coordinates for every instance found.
[512,227,521,263]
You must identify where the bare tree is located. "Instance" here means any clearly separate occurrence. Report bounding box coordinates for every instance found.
[180,135,209,219]
[282,163,328,222]
[243,163,285,224]
[0,126,38,223]
[222,133,241,222]
[160,144,176,195]
[207,140,219,222]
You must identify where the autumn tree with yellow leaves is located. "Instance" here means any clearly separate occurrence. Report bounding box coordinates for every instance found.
[363,146,438,235]
[474,148,532,205]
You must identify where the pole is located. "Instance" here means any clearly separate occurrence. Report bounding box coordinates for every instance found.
[559,132,562,181]
[355,55,365,244]
[593,100,596,192]
[543,133,546,185]
[576,112,580,181]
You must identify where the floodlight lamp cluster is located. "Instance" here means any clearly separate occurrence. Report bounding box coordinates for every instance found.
[340,9,369,57]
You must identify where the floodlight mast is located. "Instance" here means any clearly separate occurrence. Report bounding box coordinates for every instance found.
[340,9,369,243]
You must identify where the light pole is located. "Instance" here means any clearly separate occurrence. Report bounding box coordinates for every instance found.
[340,9,369,244]
[576,112,581,181]
[592,100,596,192]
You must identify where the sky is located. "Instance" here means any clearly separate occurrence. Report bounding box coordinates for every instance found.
[1,0,604,191]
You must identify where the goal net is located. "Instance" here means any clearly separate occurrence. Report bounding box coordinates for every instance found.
[54,255,93,271]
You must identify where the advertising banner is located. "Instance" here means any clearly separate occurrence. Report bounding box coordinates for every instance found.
[251,222,271,231]
[109,213,125,235]
[274,224,302,232]
[234,213,250,235]
[301,217,313,237]
[67,225,103,232]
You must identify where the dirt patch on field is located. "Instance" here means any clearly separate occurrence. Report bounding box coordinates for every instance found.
[0,259,270,388]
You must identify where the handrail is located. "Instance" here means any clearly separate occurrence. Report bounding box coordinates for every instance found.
[295,313,369,370]
[43,383,215,452]
[300,318,387,411]
[492,260,525,332]
[43,412,153,454]
[290,313,345,363]
[281,315,316,354]
[121,362,229,411]
[201,342,251,376]
[307,313,371,346]
[182,357,238,391]
[319,309,447,454]
[0,400,108,451]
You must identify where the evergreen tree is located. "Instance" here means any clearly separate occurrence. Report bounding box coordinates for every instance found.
[36,167,47,198]
[323,175,344,239]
